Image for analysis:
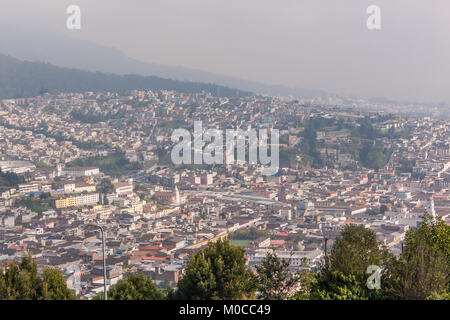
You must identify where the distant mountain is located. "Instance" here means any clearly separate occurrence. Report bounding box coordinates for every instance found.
[0,25,326,99]
[0,53,252,99]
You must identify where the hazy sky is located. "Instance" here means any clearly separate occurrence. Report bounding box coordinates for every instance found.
[1,0,450,103]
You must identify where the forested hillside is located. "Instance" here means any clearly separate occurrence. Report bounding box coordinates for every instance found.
[0,53,251,99]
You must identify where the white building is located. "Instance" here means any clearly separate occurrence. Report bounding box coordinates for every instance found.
[0,160,36,174]
[61,167,100,177]
[19,183,40,193]
[114,182,133,197]
[76,193,100,206]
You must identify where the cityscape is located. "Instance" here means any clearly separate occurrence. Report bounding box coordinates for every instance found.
[0,1,449,308]
[0,90,448,300]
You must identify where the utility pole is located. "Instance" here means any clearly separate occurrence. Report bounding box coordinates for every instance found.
[85,224,107,300]
[320,223,328,256]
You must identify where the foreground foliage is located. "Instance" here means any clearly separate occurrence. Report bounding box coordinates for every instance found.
[105,273,165,300]
[0,254,76,300]
[2,214,447,301]
[174,239,256,300]
[383,214,450,299]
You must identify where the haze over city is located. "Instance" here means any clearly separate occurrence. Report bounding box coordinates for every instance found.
[1,0,449,104]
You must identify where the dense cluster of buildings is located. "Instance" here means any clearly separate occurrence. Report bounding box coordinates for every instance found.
[0,90,449,299]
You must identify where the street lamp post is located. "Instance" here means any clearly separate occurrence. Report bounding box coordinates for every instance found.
[321,224,329,258]
[85,224,107,300]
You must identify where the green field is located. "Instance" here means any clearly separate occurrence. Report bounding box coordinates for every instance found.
[67,152,142,177]
[229,240,252,248]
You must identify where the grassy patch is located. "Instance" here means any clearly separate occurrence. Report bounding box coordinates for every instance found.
[67,152,142,177]
[229,240,252,248]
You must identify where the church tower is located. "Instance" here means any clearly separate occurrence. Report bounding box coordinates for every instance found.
[427,197,437,219]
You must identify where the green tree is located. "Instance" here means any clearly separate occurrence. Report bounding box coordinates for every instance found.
[311,225,391,300]
[383,214,450,300]
[0,254,75,300]
[326,225,391,277]
[107,273,164,300]
[353,117,378,140]
[291,258,315,300]
[359,142,388,170]
[174,239,256,300]
[0,254,41,300]
[300,123,323,168]
[98,178,115,194]
[255,251,302,300]
[426,290,450,300]
[311,271,369,300]
[0,169,25,186]
[42,268,76,300]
